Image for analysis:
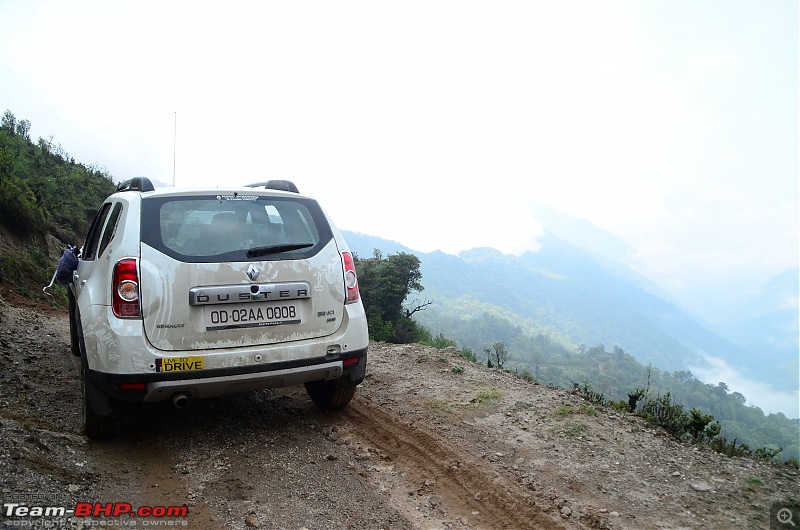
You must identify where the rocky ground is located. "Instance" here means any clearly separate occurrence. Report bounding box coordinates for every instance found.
[1,292,798,529]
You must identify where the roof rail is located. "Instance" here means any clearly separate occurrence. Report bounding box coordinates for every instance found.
[116,177,155,192]
[244,180,300,193]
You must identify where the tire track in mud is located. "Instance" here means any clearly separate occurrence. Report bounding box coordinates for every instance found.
[343,395,566,530]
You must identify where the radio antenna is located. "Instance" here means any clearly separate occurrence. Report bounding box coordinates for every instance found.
[172,111,177,186]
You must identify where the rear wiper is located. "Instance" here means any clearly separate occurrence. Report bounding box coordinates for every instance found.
[246,243,314,258]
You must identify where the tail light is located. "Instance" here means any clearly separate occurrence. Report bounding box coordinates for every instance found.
[343,356,360,367]
[119,382,146,391]
[112,258,140,318]
[341,252,360,304]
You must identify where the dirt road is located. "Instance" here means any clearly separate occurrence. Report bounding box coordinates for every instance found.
[1,295,797,529]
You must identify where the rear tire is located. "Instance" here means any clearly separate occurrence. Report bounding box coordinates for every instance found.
[304,379,357,411]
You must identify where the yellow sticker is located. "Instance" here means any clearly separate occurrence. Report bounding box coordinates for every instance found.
[157,356,204,372]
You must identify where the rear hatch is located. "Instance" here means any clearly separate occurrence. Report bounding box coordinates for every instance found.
[138,191,346,351]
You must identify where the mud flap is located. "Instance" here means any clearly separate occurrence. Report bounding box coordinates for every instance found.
[338,351,367,386]
[84,368,118,417]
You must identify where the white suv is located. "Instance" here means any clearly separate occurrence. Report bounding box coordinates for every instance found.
[68,178,368,438]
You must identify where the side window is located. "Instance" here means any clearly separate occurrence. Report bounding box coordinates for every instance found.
[82,203,112,261]
[98,203,123,258]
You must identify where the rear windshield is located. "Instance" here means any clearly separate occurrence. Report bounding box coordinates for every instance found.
[141,194,334,263]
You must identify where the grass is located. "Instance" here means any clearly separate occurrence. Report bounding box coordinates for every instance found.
[745,476,765,488]
[551,403,594,438]
[423,388,503,415]
[416,354,449,364]
[563,422,590,438]
[554,405,576,417]
[473,389,502,405]
[425,398,458,414]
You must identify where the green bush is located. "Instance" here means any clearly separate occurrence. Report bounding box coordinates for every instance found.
[424,332,457,349]
[640,392,689,439]
[573,382,605,406]
[458,347,477,363]
[687,408,717,442]
[0,178,46,234]
[754,445,782,463]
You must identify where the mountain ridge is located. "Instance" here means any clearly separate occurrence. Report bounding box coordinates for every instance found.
[342,229,799,411]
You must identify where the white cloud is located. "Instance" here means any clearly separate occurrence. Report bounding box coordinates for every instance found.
[690,354,799,419]
[0,0,796,324]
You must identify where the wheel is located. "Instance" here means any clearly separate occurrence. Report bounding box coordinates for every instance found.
[304,379,357,411]
[80,360,123,439]
[68,290,80,357]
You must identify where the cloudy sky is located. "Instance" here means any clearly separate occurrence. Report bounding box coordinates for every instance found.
[1,0,797,325]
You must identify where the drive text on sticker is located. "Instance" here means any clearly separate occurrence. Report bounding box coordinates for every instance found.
[157,356,204,372]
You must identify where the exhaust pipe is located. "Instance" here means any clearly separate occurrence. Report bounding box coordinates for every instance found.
[172,393,190,410]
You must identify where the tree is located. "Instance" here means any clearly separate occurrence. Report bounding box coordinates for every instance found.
[489,341,511,369]
[0,136,13,186]
[404,298,433,318]
[354,250,429,343]
[1,110,16,135]
[714,382,730,398]
[16,119,31,140]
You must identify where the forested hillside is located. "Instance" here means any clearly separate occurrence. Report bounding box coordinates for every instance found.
[344,233,800,463]
[345,231,797,392]
[0,109,115,303]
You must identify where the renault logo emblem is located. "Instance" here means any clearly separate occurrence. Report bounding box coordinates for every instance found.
[246,264,260,282]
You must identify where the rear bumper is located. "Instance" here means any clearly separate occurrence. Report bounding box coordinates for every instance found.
[88,347,367,404]
[142,360,343,402]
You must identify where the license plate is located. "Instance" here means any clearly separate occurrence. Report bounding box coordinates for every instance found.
[157,356,204,372]
[205,303,301,331]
